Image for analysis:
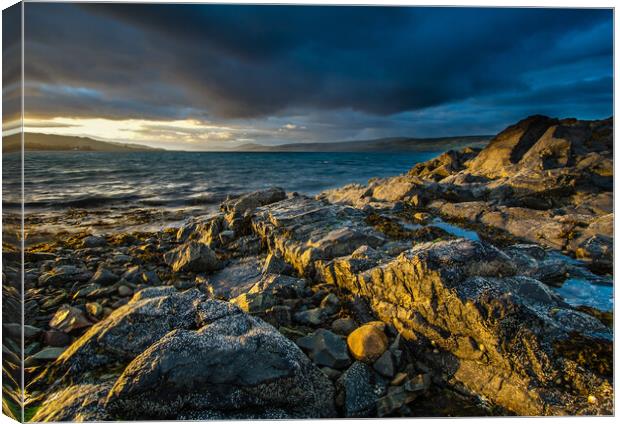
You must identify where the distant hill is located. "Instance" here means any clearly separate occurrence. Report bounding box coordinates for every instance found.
[233,136,491,152]
[2,133,164,153]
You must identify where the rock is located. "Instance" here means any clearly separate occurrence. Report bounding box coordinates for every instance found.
[38,265,93,286]
[3,323,41,339]
[173,280,194,290]
[121,266,142,284]
[32,382,113,422]
[222,187,286,218]
[53,287,206,376]
[117,285,133,297]
[263,305,292,327]
[390,372,408,386]
[373,350,395,378]
[262,252,294,275]
[43,330,73,347]
[296,329,351,370]
[294,307,329,326]
[27,346,66,362]
[331,317,358,336]
[85,302,103,318]
[105,303,335,419]
[163,241,222,273]
[81,235,107,248]
[89,267,119,285]
[347,321,389,363]
[320,367,342,380]
[320,293,340,314]
[337,361,387,417]
[231,274,306,314]
[323,237,612,415]
[49,305,92,333]
[204,256,263,298]
[403,374,431,393]
[377,385,418,417]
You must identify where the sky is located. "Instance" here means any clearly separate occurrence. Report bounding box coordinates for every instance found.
[3,3,614,150]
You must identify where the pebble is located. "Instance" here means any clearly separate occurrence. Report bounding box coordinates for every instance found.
[347,321,389,363]
[85,302,103,318]
[331,317,358,336]
[118,285,133,297]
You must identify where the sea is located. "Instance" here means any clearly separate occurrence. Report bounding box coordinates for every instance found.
[3,151,441,211]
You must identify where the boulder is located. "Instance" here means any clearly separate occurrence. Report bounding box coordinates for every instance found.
[105,305,335,419]
[49,305,92,333]
[164,241,222,273]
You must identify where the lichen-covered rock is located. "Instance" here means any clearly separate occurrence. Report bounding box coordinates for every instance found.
[337,361,387,417]
[105,307,335,419]
[204,256,264,298]
[52,287,205,376]
[32,382,114,422]
[163,241,222,273]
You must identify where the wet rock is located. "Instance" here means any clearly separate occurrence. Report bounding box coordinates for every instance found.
[49,305,92,333]
[331,317,358,336]
[105,304,335,419]
[337,361,387,417]
[164,241,222,273]
[89,267,119,286]
[347,321,389,363]
[297,329,351,370]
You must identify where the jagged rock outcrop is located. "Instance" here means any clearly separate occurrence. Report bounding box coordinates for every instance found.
[249,195,613,415]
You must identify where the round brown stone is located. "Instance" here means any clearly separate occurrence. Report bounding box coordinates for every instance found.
[346,321,388,363]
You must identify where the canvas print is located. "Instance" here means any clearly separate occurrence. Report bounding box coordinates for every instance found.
[1,2,614,421]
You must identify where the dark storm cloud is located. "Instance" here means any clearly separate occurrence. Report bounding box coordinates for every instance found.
[22,3,612,138]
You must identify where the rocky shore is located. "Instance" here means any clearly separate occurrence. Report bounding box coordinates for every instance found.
[2,115,613,420]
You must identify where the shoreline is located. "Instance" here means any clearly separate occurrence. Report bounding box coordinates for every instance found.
[2,115,614,419]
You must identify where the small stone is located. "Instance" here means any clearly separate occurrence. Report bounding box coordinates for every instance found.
[373,350,395,378]
[347,321,389,363]
[43,330,72,347]
[140,270,161,285]
[297,328,351,369]
[41,292,68,309]
[173,280,194,290]
[403,374,430,392]
[320,367,342,380]
[294,307,328,326]
[320,293,340,314]
[331,317,358,336]
[390,372,408,386]
[117,285,133,297]
[377,385,417,417]
[49,305,92,333]
[588,395,598,404]
[218,230,235,245]
[90,268,119,285]
[27,346,66,362]
[85,302,103,318]
[81,235,107,248]
[263,305,291,327]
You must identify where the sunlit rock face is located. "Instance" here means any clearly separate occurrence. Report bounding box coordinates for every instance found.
[250,193,613,415]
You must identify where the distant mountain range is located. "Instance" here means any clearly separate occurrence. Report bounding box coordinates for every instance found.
[2,133,490,153]
[2,133,163,153]
[232,136,490,152]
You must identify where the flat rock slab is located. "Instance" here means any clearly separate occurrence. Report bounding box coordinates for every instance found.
[204,255,265,299]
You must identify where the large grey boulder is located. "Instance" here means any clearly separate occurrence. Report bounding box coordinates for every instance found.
[105,305,335,419]
[32,382,113,422]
